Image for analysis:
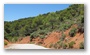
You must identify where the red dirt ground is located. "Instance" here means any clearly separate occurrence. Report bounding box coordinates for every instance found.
[4,24,84,49]
[43,32,61,47]
[16,36,30,44]
[4,39,10,48]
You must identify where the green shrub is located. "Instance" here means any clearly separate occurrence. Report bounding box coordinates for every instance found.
[38,30,45,35]
[38,30,48,35]
[63,24,71,30]
[30,30,48,39]
[69,28,77,37]
[40,35,45,39]
[69,41,75,48]
[79,42,84,49]
[53,43,58,49]
[62,43,67,49]
[59,22,72,31]
[57,40,67,49]
[30,32,39,41]
[6,36,18,43]
[77,23,84,33]
[30,32,39,39]
[60,33,66,41]
[6,36,12,42]
[4,41,8,45]
[59,24,66,31]
[49,43,53,48]
[12,37,18,43]
[57,40,63,46]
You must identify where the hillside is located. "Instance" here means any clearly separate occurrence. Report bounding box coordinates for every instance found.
[4,4,84,49]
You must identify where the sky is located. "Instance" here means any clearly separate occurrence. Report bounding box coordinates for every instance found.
[4,4,71,21]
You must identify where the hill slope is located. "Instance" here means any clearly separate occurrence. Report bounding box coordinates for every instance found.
[4,4,84,49]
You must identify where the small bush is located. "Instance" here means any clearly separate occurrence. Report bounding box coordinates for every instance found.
[6,36,18,43]
[30,32,39,38]
[60,32,66,41]
[30,30,48,40]
[77,23,84,33]
[64,23,72,30]
[40,35,45,39]
[14,37,18,41]
[53,43,58,49]
[69,41,75,48]
[79,42,84,49]
[59,24,66,31]
[69,28,77,37]
[30,32,39,41]
[38,30,48,35]
[12,37,18,43]
[49,43,53,48]
[57,40,63,46]
[59,23,72,31]
[4,41,8,45]
[62,43,67,49]
[57,40,67,49]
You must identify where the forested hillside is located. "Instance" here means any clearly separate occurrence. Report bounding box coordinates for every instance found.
[4,4,84,49]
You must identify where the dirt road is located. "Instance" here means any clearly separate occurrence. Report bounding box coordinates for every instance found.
[5,44,48,49]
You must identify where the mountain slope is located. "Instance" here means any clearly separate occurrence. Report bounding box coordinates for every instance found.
[4,4,84,49]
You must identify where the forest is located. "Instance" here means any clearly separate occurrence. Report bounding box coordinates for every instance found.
[4,4,84,49]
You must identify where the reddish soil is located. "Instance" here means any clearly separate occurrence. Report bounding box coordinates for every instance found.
[4,39,11,48]
[16,36,30,44]
[73,33,84,49]
[43,32,61,47]
[4,39,10,44]
[4,24,84,49]
[32,37,43,44]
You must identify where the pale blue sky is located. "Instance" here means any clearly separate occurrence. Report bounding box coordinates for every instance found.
[4,4,71,21]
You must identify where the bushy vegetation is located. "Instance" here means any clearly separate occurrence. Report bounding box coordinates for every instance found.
[79,42,84,49]
[4,41,8,45]
[77,15,84,33]
[6,36,19,43]
[60,32,66,41]
[69,41,75,48]
[53,43,58,49]
[62,43,67,49]
[49,43,53,48]
[53,40,67,49]
[69,28,77,37]
[40,35,45,39]
[4,4,84,42]
[30,32,39,39]
[30,30,48,41]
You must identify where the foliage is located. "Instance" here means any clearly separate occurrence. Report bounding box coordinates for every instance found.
[4,41,8,45]
[6,36,19,43]
[40,35,45,39]
[30,30,48,40]
[38,30,48,35]
[69,28,77,37]
[60,32,66,41]
[56,40,67,49]
[69,41,75,48]
[77,15,84,33]
[53,43,58,49]
[62,43,67,49]
[30,32,39,39]
[79,42,84,49]
[49,43,53,48]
